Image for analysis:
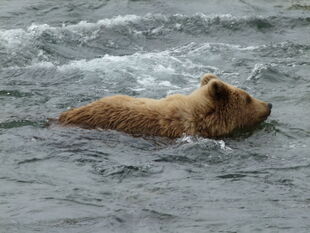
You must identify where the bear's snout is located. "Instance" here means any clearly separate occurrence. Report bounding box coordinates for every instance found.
[262,102,272,119]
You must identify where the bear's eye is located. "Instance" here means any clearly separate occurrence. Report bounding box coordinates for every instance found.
[246,95,252,104]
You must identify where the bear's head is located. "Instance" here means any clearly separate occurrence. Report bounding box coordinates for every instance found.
[194,74,272,137]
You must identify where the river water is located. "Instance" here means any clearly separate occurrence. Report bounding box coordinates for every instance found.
[0,0,310,232]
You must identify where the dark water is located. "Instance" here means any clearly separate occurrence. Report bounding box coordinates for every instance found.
[1,0,310,232]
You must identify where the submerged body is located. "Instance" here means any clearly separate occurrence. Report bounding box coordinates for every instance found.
[58,74,272,138]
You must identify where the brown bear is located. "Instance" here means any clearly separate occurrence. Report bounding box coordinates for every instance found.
[58,74,272,138]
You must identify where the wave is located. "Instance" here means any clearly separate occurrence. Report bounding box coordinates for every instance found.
[176,135,233,152]
[1,13,309,68]
[153,135,233,165]
[1,13,309,42]
[0,46,215,96]
[1,40,307,98]
[1,41,264,94]
[4,41,307,72]
[93,163,163,181]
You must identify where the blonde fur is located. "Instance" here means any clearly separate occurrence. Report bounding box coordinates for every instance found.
[58,74,271,138]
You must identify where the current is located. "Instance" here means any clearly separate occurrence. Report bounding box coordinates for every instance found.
[1,0,310,232]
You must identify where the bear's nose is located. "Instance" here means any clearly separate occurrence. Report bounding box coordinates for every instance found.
[268,103,272,110]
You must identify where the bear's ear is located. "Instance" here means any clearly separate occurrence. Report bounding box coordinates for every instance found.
[207,79,229,101]
[200,74,219,87]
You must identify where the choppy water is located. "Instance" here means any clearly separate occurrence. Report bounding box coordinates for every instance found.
[1,0,310,232]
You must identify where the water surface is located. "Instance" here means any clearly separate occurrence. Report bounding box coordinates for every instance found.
[1,0,310,232]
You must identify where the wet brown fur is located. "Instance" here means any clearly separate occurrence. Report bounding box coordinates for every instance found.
[58,74,271,138]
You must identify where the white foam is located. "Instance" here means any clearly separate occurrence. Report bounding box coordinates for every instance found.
[153,64,176,74]
[177,135,233,151]
[55,48,183,73]
[0,13,268,51]
[247,63,277,80]
[0,28,29,49]
[159,81,173,87]
[30,61,55,69]
[2,40,260,74]
[216,140,233,151]
[64,14,143,32]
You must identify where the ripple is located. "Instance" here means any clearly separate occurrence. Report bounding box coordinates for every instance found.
[93,164,164,182]
[288,4,310,11]
[154,136,233,165]
[0,90,32,97]
[44,197,105,207]
[217,173,247,179]
[17,156,53,165]
[0,120,40,129]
